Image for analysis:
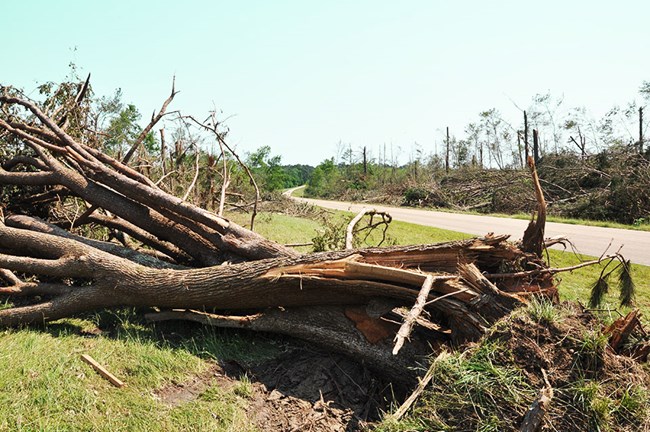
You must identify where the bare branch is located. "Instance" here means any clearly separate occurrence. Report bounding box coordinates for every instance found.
[393,275,434,355]
[181,147,200,202]
[122,77,178,164]
[2,155,50,171]
[0,282,73,297]
[346,208,392,250]
[0,269,20,285]
[6,215,185,269]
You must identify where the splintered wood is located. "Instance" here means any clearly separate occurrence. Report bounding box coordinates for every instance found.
[81,354,125,388]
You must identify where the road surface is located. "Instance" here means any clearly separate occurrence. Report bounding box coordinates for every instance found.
[285,187,650,266]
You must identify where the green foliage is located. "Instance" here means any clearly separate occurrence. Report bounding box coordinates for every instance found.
[527,296,562,325]
[281,164,313,188]
[403,187,429,206]
[305,158,340,197]
[311,214,347,252]
[246,145,286,192]
[588,274,610,309]
[588,257,638,309]
[618,259,635,306]
[104,104,142,154]
[244,146,313,192]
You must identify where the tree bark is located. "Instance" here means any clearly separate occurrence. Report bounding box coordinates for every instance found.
[0,219,548,342]
[0,84,556,379]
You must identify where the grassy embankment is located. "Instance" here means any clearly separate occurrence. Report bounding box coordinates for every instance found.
[0,207,648,430]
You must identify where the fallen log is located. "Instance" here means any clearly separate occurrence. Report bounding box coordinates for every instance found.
[0,80,557,380]
[0,216,554,378]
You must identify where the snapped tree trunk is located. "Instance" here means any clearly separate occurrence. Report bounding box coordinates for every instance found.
[0,84,556,381]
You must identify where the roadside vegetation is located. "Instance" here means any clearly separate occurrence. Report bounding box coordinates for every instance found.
[376,300,650,431]
[302,85,650,228]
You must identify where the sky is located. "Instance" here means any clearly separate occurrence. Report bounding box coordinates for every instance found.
[2,0,649,166]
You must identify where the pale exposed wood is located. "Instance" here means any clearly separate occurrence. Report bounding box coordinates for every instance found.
[393,275,433,355]
[522,155,546,257]
[346,208,373,250]
[181,148,200,201]
[389,351,443,420]
[80,354,125,388]
[346,208,392,250]
[519,369,553,432]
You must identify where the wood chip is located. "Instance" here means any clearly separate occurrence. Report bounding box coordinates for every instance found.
[80,354,125,388]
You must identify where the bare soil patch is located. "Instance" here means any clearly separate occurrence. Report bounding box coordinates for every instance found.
[154,344,398,431]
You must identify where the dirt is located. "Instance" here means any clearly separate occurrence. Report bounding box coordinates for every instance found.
[155,364,234,407]
[155,345,399,431]
[487,302,650,431]
[153,302,650,431]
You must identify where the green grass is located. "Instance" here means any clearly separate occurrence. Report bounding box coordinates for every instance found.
[0,310,283,431]
[376,344,535,431]
[495,212,650,232]
[228,211,322,254]
[377,300,650,431]
[290,185,306,197]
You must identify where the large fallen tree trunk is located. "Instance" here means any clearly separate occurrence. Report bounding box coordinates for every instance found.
[0,217,552,380]
[0,81,555,381]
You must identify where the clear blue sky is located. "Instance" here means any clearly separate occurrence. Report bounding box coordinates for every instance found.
[3,1,648,165]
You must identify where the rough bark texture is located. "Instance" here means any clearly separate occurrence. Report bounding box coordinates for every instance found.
[0,85,556,380]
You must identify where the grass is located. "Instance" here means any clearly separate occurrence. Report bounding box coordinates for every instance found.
[526,296,563,325]
[0,310,283,431]
[289,185,306,198]
[377,299,650,431]
[494,212,650,232]
[376,343,535,431]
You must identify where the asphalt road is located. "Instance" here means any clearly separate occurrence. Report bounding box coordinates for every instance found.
[286,188,650,266]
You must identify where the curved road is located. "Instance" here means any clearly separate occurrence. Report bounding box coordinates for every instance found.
[286,188,650,266]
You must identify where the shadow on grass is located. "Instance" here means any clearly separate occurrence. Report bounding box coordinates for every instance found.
[35,307,395,431]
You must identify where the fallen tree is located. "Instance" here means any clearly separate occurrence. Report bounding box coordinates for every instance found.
[0,80,557,382]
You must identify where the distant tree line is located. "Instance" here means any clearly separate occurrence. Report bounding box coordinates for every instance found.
[303,82,650,224]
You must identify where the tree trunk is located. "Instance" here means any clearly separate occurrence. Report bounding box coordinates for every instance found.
[0,85,555,380]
